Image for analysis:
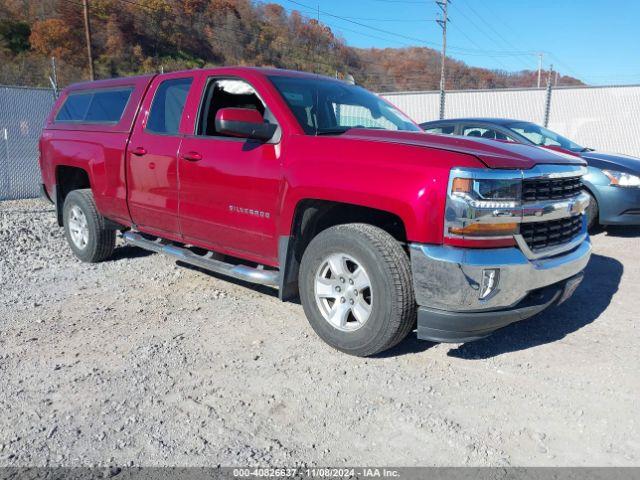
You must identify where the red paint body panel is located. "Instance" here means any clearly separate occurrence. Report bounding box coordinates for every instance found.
[125,71,198,235]
[40,128,133,225]
[216,107,264,125]
[277,134,481,245]
[39,66,582,268]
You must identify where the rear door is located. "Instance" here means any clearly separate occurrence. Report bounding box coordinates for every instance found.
[127,72,194,236]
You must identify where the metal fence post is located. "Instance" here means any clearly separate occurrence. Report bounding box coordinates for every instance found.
[543,65,553,127]
[1,127,9,199]
[49,57,59,99]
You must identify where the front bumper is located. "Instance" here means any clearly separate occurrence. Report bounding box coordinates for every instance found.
[595,185,640,225]
[409,239,592,343]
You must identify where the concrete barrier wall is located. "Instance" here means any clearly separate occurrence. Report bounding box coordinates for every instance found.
[383,85,640,157]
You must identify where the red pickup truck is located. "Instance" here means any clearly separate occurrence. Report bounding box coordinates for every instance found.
[39,67,591,356]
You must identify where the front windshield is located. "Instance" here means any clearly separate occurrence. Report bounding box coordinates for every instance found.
[269,75,420,135]
[506,121,585,152]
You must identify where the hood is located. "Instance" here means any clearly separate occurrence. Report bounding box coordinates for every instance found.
[580,151,640,174]
[342,129,586,169]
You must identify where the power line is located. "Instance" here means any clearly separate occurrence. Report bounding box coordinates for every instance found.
[457,0,532,70]
[371,0,431,3]
[285,0,443,48]
[60,0,356,76]
[448,1,524,71]
[283,0,537,57]
[341,16,435,22]
[58,0,569,91]
[477,1,585,83]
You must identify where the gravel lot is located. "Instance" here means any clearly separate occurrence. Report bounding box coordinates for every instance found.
[0,198,638,467]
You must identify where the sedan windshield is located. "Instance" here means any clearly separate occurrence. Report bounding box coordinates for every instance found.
[269,75,420,135]
[506,121,585,152]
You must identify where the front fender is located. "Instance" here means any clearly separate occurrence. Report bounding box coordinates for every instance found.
[277,135,484,244]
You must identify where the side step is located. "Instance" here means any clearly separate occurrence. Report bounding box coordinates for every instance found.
[122,231,280,287]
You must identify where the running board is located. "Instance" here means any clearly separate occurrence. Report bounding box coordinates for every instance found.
[122,231,280,287]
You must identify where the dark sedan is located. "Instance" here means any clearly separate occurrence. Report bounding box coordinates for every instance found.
[420,118,640,228]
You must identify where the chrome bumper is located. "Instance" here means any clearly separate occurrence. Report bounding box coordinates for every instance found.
[409,237,592,312]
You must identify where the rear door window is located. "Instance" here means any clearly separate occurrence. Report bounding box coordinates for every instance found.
[146,77,193,135]
[55,88,133,123]
[423,124,455,135]
[461,125,515,141]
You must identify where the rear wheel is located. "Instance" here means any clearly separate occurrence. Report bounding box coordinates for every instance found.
[299,223,416,357]
[63,189,115,263]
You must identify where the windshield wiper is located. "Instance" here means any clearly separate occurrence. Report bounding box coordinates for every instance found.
[580,147,595,152]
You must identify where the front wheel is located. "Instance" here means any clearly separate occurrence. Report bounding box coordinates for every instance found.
[63,189,115,263]
[584,190,599,231]
[299,223,416,357]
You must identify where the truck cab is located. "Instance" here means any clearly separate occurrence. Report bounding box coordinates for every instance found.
[39,67,591,356]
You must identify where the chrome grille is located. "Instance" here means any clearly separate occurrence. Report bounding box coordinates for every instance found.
[522,176,583,202]
[520,215,583,251]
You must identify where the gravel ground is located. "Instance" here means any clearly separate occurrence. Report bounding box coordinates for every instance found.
[0,198,638,467]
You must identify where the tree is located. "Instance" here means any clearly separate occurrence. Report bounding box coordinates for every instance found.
[0,20,31,54]
[29,18,77,61]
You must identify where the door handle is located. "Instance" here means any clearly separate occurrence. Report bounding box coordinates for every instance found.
[131,147,147,156]
[181,151,202,162]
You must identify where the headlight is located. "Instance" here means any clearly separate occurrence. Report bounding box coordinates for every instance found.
[603,170,640,187]
[451,177,521,208]
[445,172,521,242]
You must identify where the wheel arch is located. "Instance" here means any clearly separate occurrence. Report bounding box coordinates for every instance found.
[55,165,91,226]
[278,198,409,301]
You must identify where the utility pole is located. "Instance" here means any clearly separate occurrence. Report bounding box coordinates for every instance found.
[537,52,544,88]
[316,4,320,74]
[82,0,95,81]
[436,0,450,120]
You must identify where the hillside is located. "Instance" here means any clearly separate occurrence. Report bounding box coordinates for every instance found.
[0,0,583,91]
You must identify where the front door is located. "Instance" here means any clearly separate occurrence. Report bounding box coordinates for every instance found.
[178,76,282,265]
[127,73,194,235]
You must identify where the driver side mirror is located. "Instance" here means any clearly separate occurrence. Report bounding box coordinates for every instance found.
[215,108,277,141]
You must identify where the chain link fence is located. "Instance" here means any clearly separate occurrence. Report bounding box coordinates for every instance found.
[0,85,56,201]
[1,83,640,202]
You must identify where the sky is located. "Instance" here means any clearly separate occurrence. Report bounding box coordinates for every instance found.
[270,0,640,86]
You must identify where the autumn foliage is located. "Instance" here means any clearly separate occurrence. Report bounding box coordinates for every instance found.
[0,0,583,90]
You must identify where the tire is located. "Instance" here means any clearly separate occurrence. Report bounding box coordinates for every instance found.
[584,190,599,231]
[63,189,115,263]
[299,223,416,357]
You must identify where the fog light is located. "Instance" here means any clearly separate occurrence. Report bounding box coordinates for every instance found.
[480,268,500,300]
